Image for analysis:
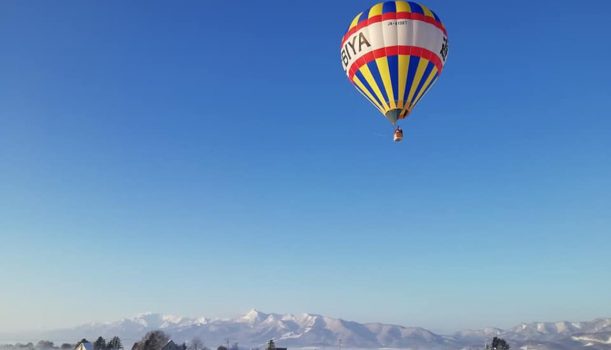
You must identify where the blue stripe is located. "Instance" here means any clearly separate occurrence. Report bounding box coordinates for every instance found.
[387,55,399,104]
[431,10,441,22]
[409,61,434,107]
[382,1,396,14]
[403,56,421,107]
[354,71,384,108]
[345,13,363,36]
[412,74,438,108]
[367,61,390,105]
[355,84,383,111]
[358,7,370,23]
[408,2,424,14]
[354,12,363,25]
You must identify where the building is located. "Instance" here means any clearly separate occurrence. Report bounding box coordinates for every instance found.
[161,341,186,350]
[75,342,93,350]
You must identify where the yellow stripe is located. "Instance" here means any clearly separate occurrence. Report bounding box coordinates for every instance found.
[349,13,362,30]
[395,1,411,13]
[375,58,396,109]
[410,66,438,109]
[397,55,409,109]
[420,4,434,18]
[352,76,385,113]
[359,65,391,112]
[405,58,430,108]
[368,3,384,17]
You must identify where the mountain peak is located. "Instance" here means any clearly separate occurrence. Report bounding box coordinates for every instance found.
[9,312,611,350]
[241,309,268,323]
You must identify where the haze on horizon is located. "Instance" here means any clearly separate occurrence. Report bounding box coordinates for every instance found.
[1,0,610,336]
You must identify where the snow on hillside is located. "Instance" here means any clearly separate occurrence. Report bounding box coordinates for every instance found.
[2,310,610,350]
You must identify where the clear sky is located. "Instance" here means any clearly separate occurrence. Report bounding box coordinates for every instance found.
[1,0,610,335]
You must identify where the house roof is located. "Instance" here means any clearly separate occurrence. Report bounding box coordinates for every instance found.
[161,340,184,350]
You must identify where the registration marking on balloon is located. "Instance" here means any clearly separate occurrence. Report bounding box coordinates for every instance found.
[340,1,449,125]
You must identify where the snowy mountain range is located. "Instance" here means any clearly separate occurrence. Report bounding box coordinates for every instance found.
[3,310,611,350]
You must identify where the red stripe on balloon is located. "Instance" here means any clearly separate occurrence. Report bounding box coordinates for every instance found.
[348,46,442,80]
[341,12,447,48]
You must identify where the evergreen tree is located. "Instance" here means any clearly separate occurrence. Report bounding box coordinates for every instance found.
[265,341,274,350]
[94,338,106,350]
[487,337,510,350]
[133,331,169,350]
[107,337,123,350]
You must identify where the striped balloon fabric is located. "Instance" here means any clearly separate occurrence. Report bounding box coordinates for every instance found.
[340,1,448,124]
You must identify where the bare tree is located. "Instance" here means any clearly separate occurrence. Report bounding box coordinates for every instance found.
[187,339,205,350]
[35,341,54,350]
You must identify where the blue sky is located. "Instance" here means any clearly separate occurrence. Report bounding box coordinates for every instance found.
[1,0,610,334]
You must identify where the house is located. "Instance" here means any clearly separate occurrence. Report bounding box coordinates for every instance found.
[161,341,186,350]
[75,342,93,350]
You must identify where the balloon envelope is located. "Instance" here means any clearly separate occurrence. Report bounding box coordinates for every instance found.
[340,1,448,124]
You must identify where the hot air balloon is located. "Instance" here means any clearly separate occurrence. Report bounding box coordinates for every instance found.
[340,1,448,142]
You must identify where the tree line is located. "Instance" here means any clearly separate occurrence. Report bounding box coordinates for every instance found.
[131,331,236,350]
[0,336,123,350]
[5,334,503,350]
[91,337,124,350]
[0,341,74,350]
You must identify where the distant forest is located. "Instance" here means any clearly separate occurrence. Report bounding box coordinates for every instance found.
[1,333,245,350]
[1,336,123,350]
[1,342,76,350]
